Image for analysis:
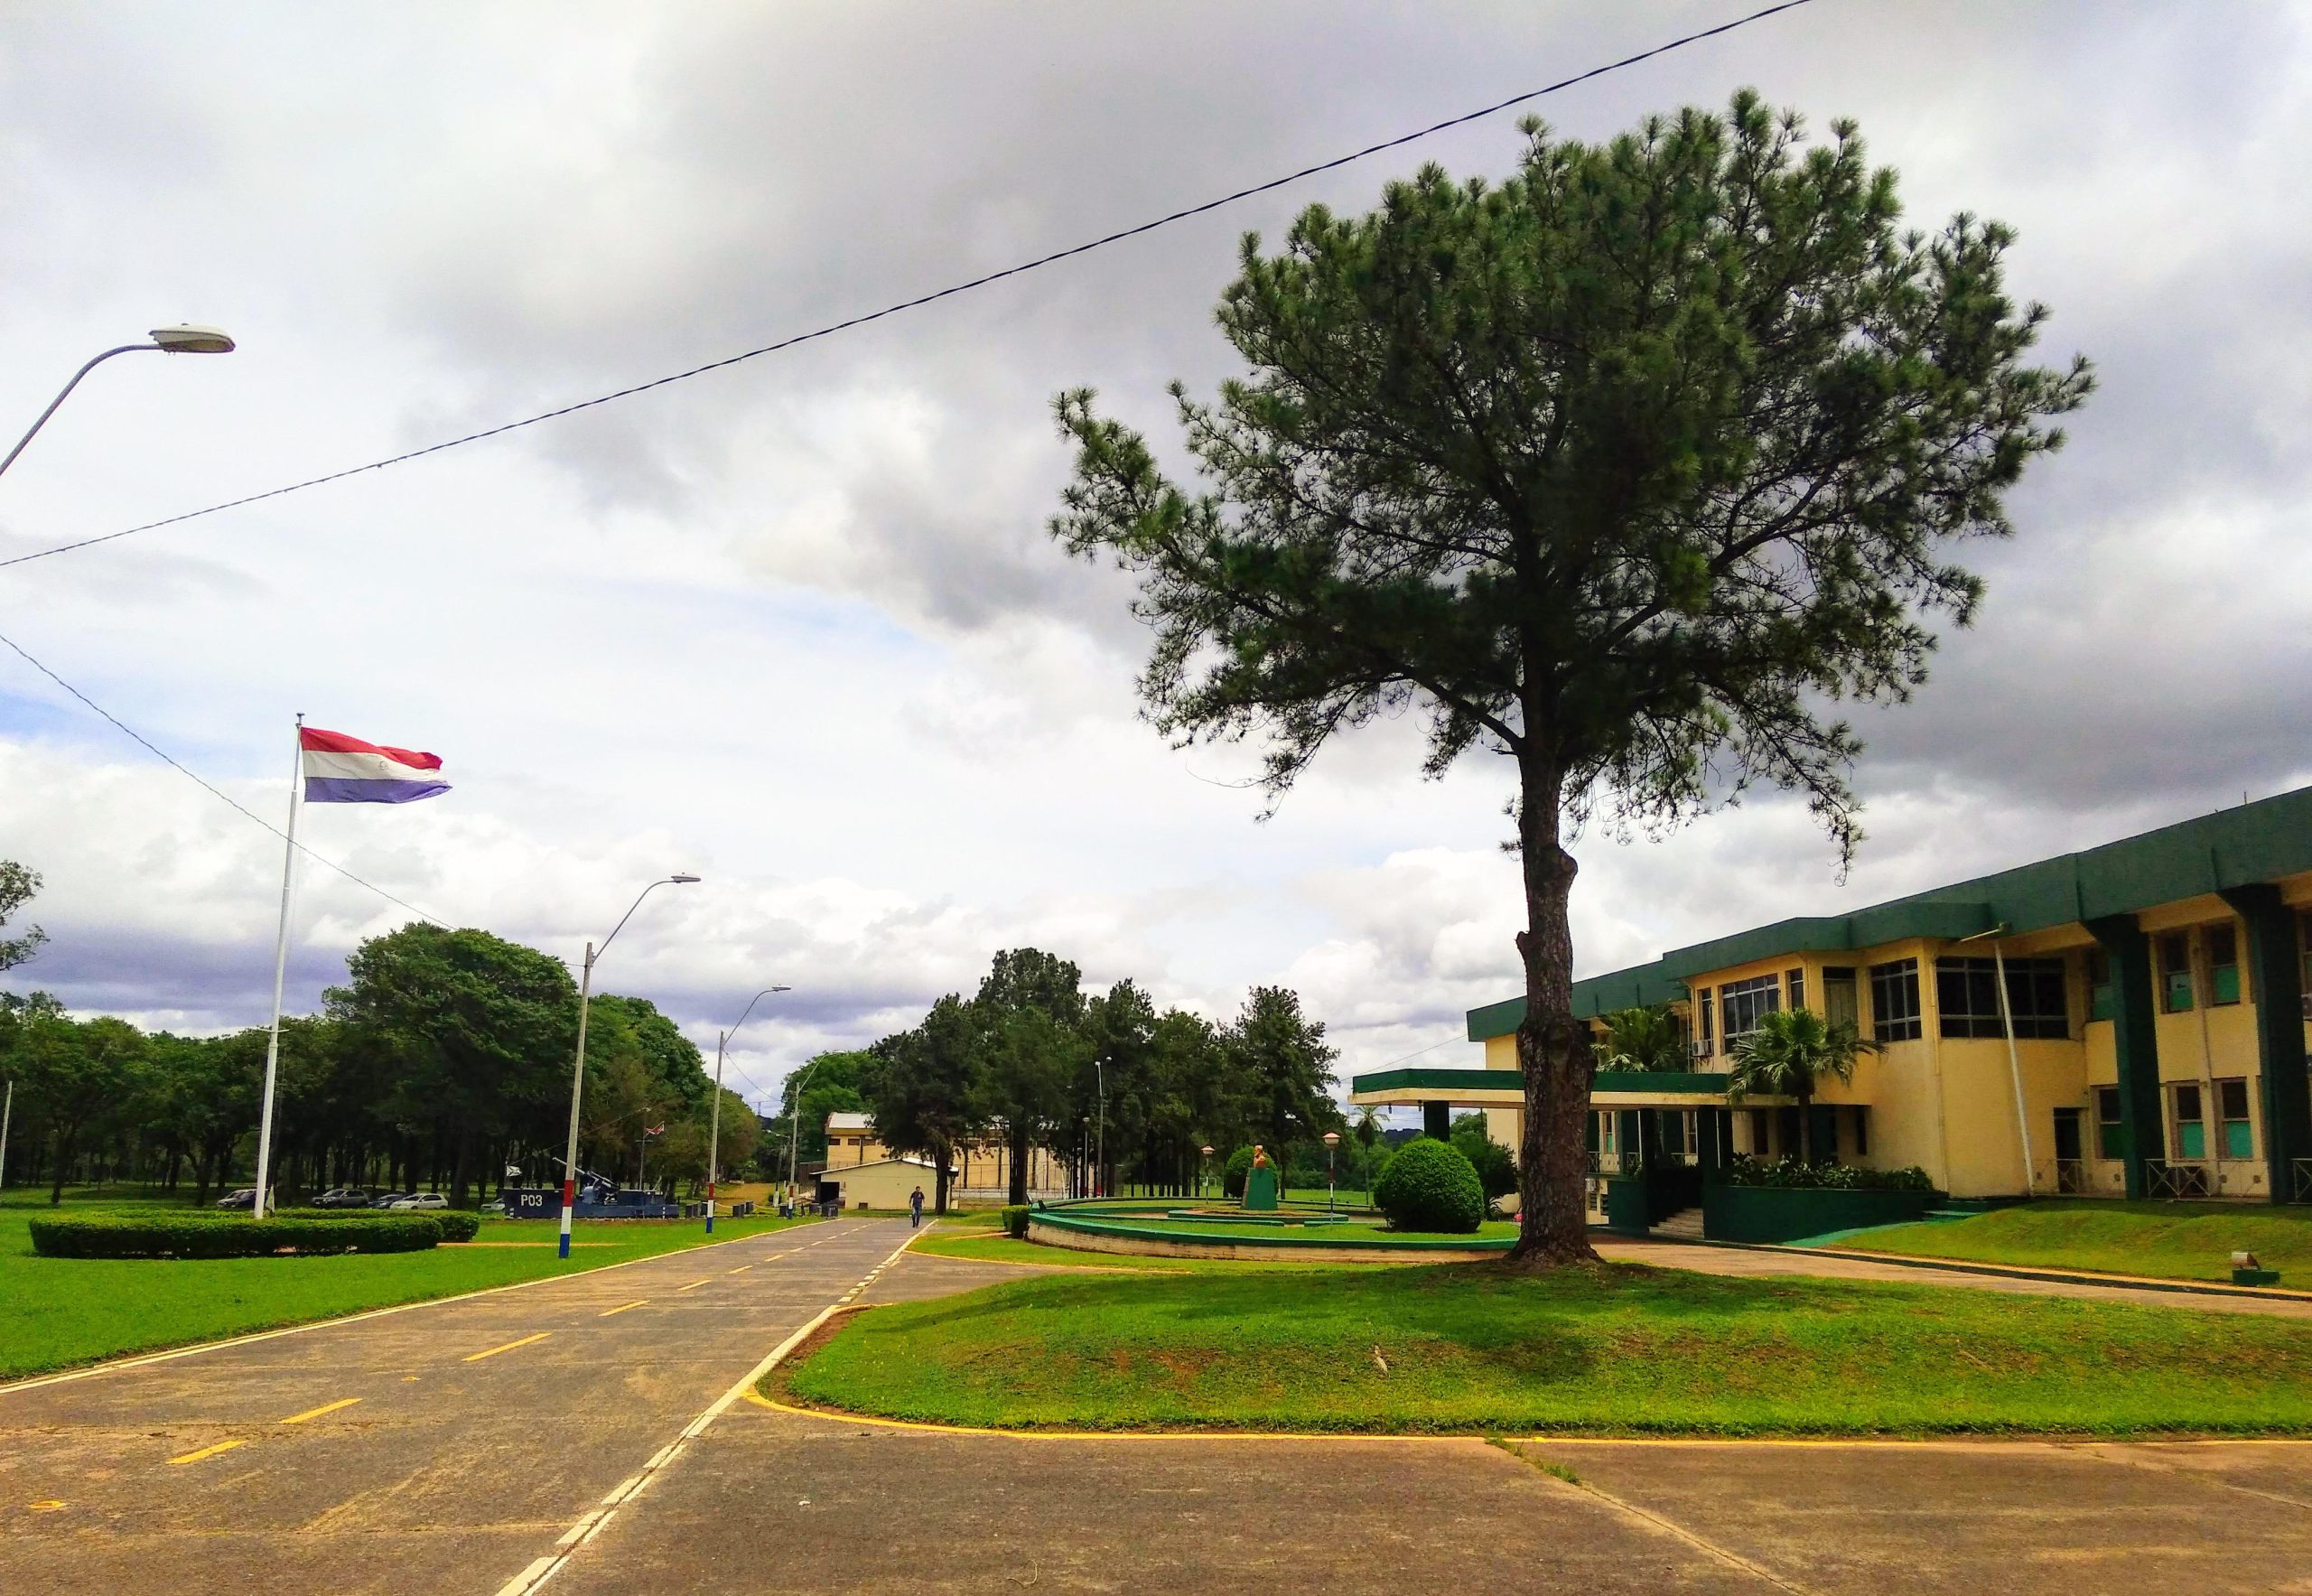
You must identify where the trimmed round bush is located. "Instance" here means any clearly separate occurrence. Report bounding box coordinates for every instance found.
[1002,1204,1030,1238]
[1371,1137,1486,1234]
[27,1211,444,1259]
[1223,1146,1254,1199]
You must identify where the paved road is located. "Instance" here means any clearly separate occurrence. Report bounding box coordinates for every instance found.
[561,1396,2312,1594]
[0,1217,914,1595]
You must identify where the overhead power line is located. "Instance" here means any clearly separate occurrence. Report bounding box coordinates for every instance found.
[0,0,1815,576]
[0,621,449,928]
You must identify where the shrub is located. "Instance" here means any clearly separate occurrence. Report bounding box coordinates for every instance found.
[1450,1129,1519,1199]
[1002,1204,1030,1239]
[1715,1157,1934,1192]
[28,1211,444,1259]
[434,1210,481,1242]
[1223,1145,1254,1199]
[1371,1137,1486,1234]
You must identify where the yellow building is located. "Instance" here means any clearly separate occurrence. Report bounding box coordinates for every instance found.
[1352,789,2312,1207]
[814,1155,944,1211]
[822,1111,1066,1200]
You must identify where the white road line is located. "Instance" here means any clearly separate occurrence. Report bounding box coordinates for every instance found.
[500,1224,918,1596]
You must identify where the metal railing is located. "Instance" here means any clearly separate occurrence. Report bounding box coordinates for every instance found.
[2055,1158,2086,1195]
[2144,1160,2212,1199]
[2293,1157,2312,1204]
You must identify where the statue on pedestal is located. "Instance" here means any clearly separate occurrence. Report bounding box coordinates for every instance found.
[1244,1143,1280,1211]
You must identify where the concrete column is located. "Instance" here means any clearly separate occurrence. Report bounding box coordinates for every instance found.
[2086,915,2164,1199]
[2219,885,2312,1204]
[1696,1108,1725,1181]
[1422,1100,1450,1141]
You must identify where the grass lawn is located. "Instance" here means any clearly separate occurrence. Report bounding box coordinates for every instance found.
[0,1204,815,1381]
[779,1262,2312,1436]
[1841,1200,2312,1284]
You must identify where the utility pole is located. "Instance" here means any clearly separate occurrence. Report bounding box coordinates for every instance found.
[709,986,787,1233]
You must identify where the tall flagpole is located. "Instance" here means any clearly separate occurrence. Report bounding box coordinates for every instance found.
[252,713,304,1219]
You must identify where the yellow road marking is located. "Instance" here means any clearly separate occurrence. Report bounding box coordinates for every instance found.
[168,1439,247,1465]
[676,1276,712,1293]
[279,1396,361,1425]
[598,1300,648,1318]
[726,1265,751,1274]
[29,1499,66,1511]
[464,1331,551,1363]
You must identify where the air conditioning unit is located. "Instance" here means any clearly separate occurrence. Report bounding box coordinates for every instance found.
[2301,992,2312,1022]
[1690,1038,1713,1059]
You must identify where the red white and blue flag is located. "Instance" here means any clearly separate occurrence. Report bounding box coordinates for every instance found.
[300,726,450,805]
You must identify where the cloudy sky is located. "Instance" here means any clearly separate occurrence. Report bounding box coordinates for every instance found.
[3,2,2307,1115]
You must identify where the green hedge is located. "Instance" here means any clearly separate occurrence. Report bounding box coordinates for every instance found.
[275,1206,480,1240]
[1002,1205,1030,1238]
[1372,1138,1485,1235]
[29,1211,444,1259]
[1716,1157,1934,1191]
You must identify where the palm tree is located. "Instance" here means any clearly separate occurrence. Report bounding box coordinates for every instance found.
[1725,1008,1878,1164]
[1352,1107,1381,1152]
[1597,1004,1688,1072]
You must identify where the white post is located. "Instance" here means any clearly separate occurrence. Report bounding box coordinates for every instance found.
[558,942,594,1260]
[706,1030,726,1233]
[1,1078,13,1193]
[252,714,303,1219]
[1990,940,2036,1197]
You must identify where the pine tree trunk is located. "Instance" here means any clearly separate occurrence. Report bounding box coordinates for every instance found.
[1007,1124,1029,1206]
[1508,752,1601,1267]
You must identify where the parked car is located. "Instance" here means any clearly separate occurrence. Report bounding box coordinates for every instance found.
[312,1188,371,1209]
[215,1188,257,1209]
[369,1191,412,1209]
[388,1193,447,1210]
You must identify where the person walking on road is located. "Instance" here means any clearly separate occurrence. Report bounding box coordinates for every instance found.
[909,1184,925,1228]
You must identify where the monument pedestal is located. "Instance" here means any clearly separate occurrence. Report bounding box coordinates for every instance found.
[1244,1166,1280,1210]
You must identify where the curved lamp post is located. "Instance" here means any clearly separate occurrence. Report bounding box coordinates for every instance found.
[556,873,700,1258]
[708,985,788,1232]
[1,325,236,480]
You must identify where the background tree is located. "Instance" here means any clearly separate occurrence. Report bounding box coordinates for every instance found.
[766,1049,871,1169]
[1050,93,2089,1263]
[21,1015,148,1204]
[1726,1007,1875,1163]
[1224,985,1341,1173]
[970,947,1090,1203]
[329,924,577,1208]
[1598,1005,1689,1073]
[861,994,982,1214]
[0,861,46,975]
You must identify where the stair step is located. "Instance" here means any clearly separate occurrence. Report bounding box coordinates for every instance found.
[1653,1209,1705,1240]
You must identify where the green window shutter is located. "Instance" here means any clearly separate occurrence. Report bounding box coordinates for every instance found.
[2178,1120,2206,1159]
[2097,1121,2123,1159]
[2211,965,2242,1004]
[2089,984,2113,1022]
[2165,970,2195,1012]
[2223,1119,2253,1158]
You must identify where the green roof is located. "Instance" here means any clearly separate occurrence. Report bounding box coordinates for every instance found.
[1468,784,2312,1041]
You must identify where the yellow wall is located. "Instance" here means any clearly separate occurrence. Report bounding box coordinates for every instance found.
[819,1160,938,1210]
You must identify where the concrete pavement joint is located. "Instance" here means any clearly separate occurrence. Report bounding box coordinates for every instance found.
[501,1223,918,1596]
[1497,1440,1811,1593]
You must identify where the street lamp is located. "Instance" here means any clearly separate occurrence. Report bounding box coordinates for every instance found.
[2,325,236,480]
[1323,1130,1341,1214]
[785,1054,836,1217]
[556,873,700,1259]
[1199,1144,1215,1203]
[709,985,789,1232]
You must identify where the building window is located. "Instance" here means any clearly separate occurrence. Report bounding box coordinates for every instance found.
[1823,966,1859,1030]
[1693,985,1712,1057]
[2094,1087,2123,1160]
[1851,1106,1869,1156]
[1869,958,1923,1042]
[2206,924,2242,1006]
[1720,975,1781,1043]
[2158,931,2194,1013]
[2217,1078,2253,1158]
[1935,957,2070,1040]
[2170,1082,2205,1161]
[2086,947,2113,1023]
[1785,967,1805,1013]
